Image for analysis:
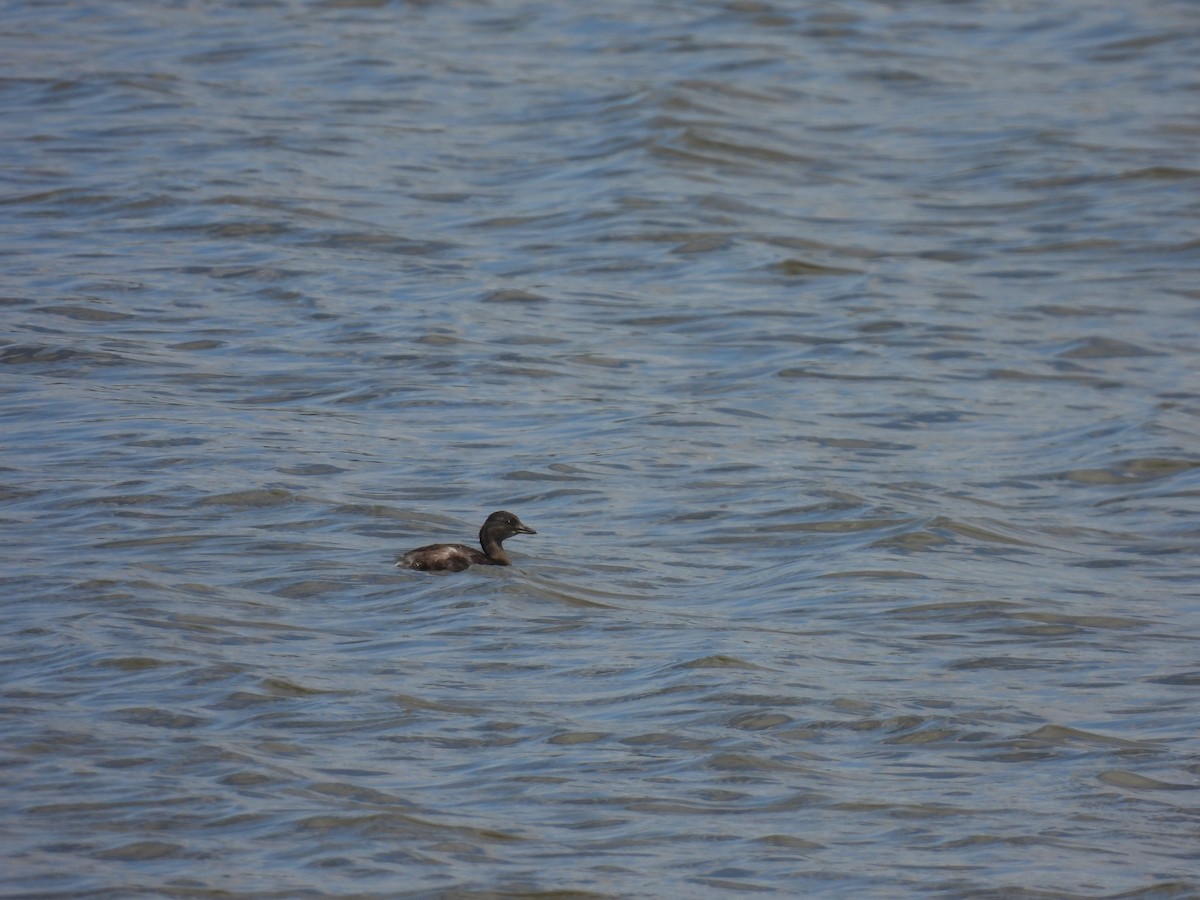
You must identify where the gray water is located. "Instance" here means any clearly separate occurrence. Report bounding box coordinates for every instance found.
[3,1,1199,897]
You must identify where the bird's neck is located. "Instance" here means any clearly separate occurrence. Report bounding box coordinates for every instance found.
[480,534,511,564]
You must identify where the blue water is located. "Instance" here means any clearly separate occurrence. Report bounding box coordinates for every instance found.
[2,1,1199,897]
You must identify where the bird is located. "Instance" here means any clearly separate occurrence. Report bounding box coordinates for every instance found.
[395,510,537,573]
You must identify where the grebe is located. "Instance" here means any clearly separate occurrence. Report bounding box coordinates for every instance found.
[395,511,537,573]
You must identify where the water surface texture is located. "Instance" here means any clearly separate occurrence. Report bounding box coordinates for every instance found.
[3,1,1199,897]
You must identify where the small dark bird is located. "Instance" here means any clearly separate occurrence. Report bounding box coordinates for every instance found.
[395,511,537,573]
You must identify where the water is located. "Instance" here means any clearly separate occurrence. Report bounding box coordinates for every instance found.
[3,1,1199,897]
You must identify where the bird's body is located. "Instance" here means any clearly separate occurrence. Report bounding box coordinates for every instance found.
[396,542,493,573]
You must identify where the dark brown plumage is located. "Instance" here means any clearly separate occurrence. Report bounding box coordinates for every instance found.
[395,511,537,573]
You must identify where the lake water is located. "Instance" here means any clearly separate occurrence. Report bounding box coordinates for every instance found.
[3,1,1199,897]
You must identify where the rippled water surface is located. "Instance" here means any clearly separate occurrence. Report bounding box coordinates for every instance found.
[3,1,1199,897]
